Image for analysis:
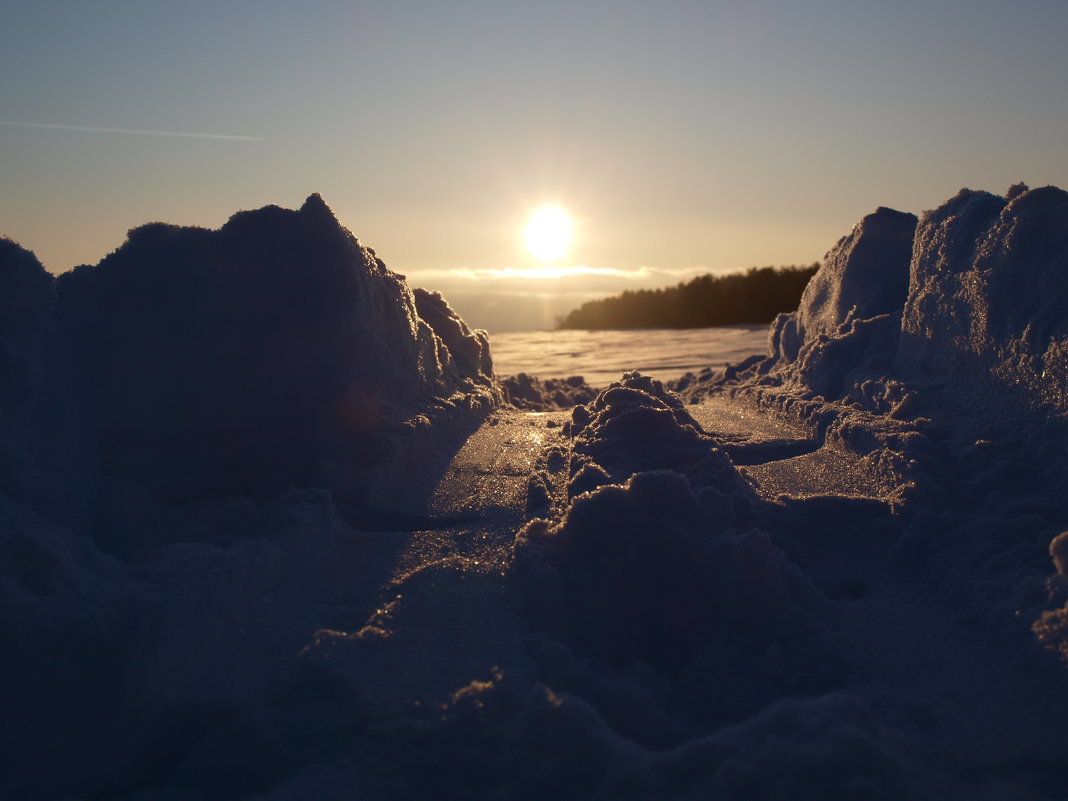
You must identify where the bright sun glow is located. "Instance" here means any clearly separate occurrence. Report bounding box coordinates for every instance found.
[524,206,573,261]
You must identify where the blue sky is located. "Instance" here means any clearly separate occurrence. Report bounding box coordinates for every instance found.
[3,0,1067,329]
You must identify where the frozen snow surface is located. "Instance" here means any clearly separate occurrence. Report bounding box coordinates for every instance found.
[4,186,1068,800]
[490,325,769,387]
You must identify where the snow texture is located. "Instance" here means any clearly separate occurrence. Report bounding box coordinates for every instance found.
[676,184,1068,660]
[51,194,498,504]
[499,372,598,410]
[4,185,1068,800]
[0,197,501,797]
[515,373,845,730]
[491,325,768,387]
[680,184,1068,424]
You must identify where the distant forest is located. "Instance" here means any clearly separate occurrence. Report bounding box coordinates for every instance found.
[556,263,820,329]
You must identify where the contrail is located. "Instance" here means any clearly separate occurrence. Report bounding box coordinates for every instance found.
[0,120,263,141]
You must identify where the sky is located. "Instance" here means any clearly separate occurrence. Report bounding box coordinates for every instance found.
[3,0,1067,330]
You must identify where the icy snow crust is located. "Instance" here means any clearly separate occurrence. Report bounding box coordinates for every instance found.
[4,186,1068,799]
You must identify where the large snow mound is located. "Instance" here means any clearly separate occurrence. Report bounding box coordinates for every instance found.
[685,184,1068,422]
[0,197,505,799]
[677,185,1068,483]
[899,185,1068,413]
[31,194,497,504]
[775,205,916,366]
[676,183,1068,658]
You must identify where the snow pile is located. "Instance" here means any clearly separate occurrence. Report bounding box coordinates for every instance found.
[676,185,1068,654]
[681,184,1068,431]
[893,187,1068,640]
[488,373,918,797]
[0,197,505,798]
[0,237,55,355]
[516,373,845,728]
[412,287,494,383]
[378,669,904,801]
[677,186,1068,481]
[563,372,750,494]
[0,486,364,800]
[898,185,1068,414]
[0,497,134,797]
[0,238,85,521]
[499,372,598,410]
[768,205,916,402]
[51,194,497,504]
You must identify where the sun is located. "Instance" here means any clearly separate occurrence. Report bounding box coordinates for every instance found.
[524,205,573,261]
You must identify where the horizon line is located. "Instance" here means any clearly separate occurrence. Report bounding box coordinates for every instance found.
[0,120,263,142]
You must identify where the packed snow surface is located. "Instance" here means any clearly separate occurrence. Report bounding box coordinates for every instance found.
[3,185,1068,800]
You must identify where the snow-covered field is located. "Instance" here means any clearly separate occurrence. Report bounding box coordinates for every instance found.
[489,326,769,386]
[4,185,1068,800]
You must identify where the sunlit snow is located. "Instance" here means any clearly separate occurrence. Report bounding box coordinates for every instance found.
[490,325,768,386]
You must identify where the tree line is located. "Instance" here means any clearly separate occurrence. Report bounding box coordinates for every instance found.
[556,263,819,329]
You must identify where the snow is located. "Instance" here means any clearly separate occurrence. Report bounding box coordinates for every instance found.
[4,186,1068,799]
[50,194,498,506]
[498,372,599,411]
[490,325,769,387]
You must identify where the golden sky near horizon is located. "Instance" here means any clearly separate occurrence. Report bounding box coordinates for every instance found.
[3,1,1067,330]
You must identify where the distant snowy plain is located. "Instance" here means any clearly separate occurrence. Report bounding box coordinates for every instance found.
[489,325,768,386]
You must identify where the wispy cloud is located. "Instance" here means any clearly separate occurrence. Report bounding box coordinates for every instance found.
[0,120,262,142]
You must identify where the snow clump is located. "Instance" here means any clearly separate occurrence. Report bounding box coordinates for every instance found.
[516,372,843,724]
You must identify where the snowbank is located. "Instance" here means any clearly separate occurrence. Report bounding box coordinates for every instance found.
[53,194,498,504]
[680,183,1068,429]
[0,196,503,798]
[676,184,1068,655]
[899,185,1068,414]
